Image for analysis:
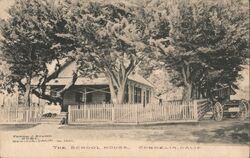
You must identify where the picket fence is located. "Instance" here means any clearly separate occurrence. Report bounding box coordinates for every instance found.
[0,106,43,123]
[0,99,210,124]
[68,100,209,124]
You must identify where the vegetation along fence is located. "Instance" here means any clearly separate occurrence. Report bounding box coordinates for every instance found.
[0,106,43,123]
[68,100,209,124]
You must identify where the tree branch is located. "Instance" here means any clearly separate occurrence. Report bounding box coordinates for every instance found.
[32,89,63,103]
[31,58,76,103]
[57,70,78,96]
[105,66,120,87]
[46,58,63,82]
[17,80,26,92]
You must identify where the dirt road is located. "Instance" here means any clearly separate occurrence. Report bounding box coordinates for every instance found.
[0,119,249,145]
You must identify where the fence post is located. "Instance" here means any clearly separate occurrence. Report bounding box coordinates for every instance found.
[68,105,71,124]
[26,109,29,122]
[193,100,198,121]
[87,108,90,120]
[136,104,139,124]
[7,107,10,122]
[112,106,115,123]
[15,107,18,122]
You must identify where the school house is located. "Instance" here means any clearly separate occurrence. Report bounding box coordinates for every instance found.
[43,61,154,111]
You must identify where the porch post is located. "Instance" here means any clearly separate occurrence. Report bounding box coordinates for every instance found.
[84,88,87,104]
[131,83,134,104]
[128,82,132,104]
[141,87,145,106]
[68,105,71,123]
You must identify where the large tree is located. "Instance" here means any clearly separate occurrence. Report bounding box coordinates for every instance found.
[0,0,78,106]
[58,0,170,104]
[154,0,249,101]
[0,0,171,106]
[0,50,12,93]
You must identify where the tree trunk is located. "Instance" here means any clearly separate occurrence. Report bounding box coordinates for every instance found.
[108,78,118,104]
[103,57,137,105]
[116,83,126,104]
[182,83,192,101]
[107,74,127,105]
[191,85,198,99]
[181,64,192,101]
[24,77,31,107]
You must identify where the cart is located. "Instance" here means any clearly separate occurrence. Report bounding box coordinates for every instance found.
[210,84,248,121]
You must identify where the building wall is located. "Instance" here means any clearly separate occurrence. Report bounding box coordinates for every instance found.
[63,90,76,105]
[63,91,108,105]
[61,85,110,105]
[91,91,106,104]
[127,80,153,105]
[50,80,153,111]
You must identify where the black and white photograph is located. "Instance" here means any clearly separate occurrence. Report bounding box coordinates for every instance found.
[0,0,249,157]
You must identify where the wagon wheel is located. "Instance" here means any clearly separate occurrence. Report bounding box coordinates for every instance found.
[213,102,223,121]
[237,101,248,121]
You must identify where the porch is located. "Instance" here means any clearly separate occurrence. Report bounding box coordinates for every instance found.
[50,81,153,112]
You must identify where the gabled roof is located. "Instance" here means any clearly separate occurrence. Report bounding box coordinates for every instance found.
[128,73,154,87]
[33,60,154,88]
[45,73,154,88]
[46,77,109,86]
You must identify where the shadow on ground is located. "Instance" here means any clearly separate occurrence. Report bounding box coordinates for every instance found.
[192,123,249,145]
[0,120,249,145]
[0,124,40,131]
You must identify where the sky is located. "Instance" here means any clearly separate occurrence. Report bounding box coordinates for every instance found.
[0,0,249,99]
[0,0,14,19]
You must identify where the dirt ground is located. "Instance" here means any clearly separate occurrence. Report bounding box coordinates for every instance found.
[0,119,249,145]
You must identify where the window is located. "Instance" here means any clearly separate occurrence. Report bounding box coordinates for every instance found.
[124,85,129,103]
[105,93,111,103]
[86,92,92,103]
[134,87,141,103]
[51,91,57,97]
[75,92,83,102]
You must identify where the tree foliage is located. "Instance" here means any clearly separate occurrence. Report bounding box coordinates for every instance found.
[57,0,170,104]
[0,0,77,105]
[157,0,249,100]
[0,0,248,105]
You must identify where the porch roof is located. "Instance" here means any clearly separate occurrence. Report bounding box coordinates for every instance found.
[46,77,109,86]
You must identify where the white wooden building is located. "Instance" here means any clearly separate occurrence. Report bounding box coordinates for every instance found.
[40,61,154,111]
